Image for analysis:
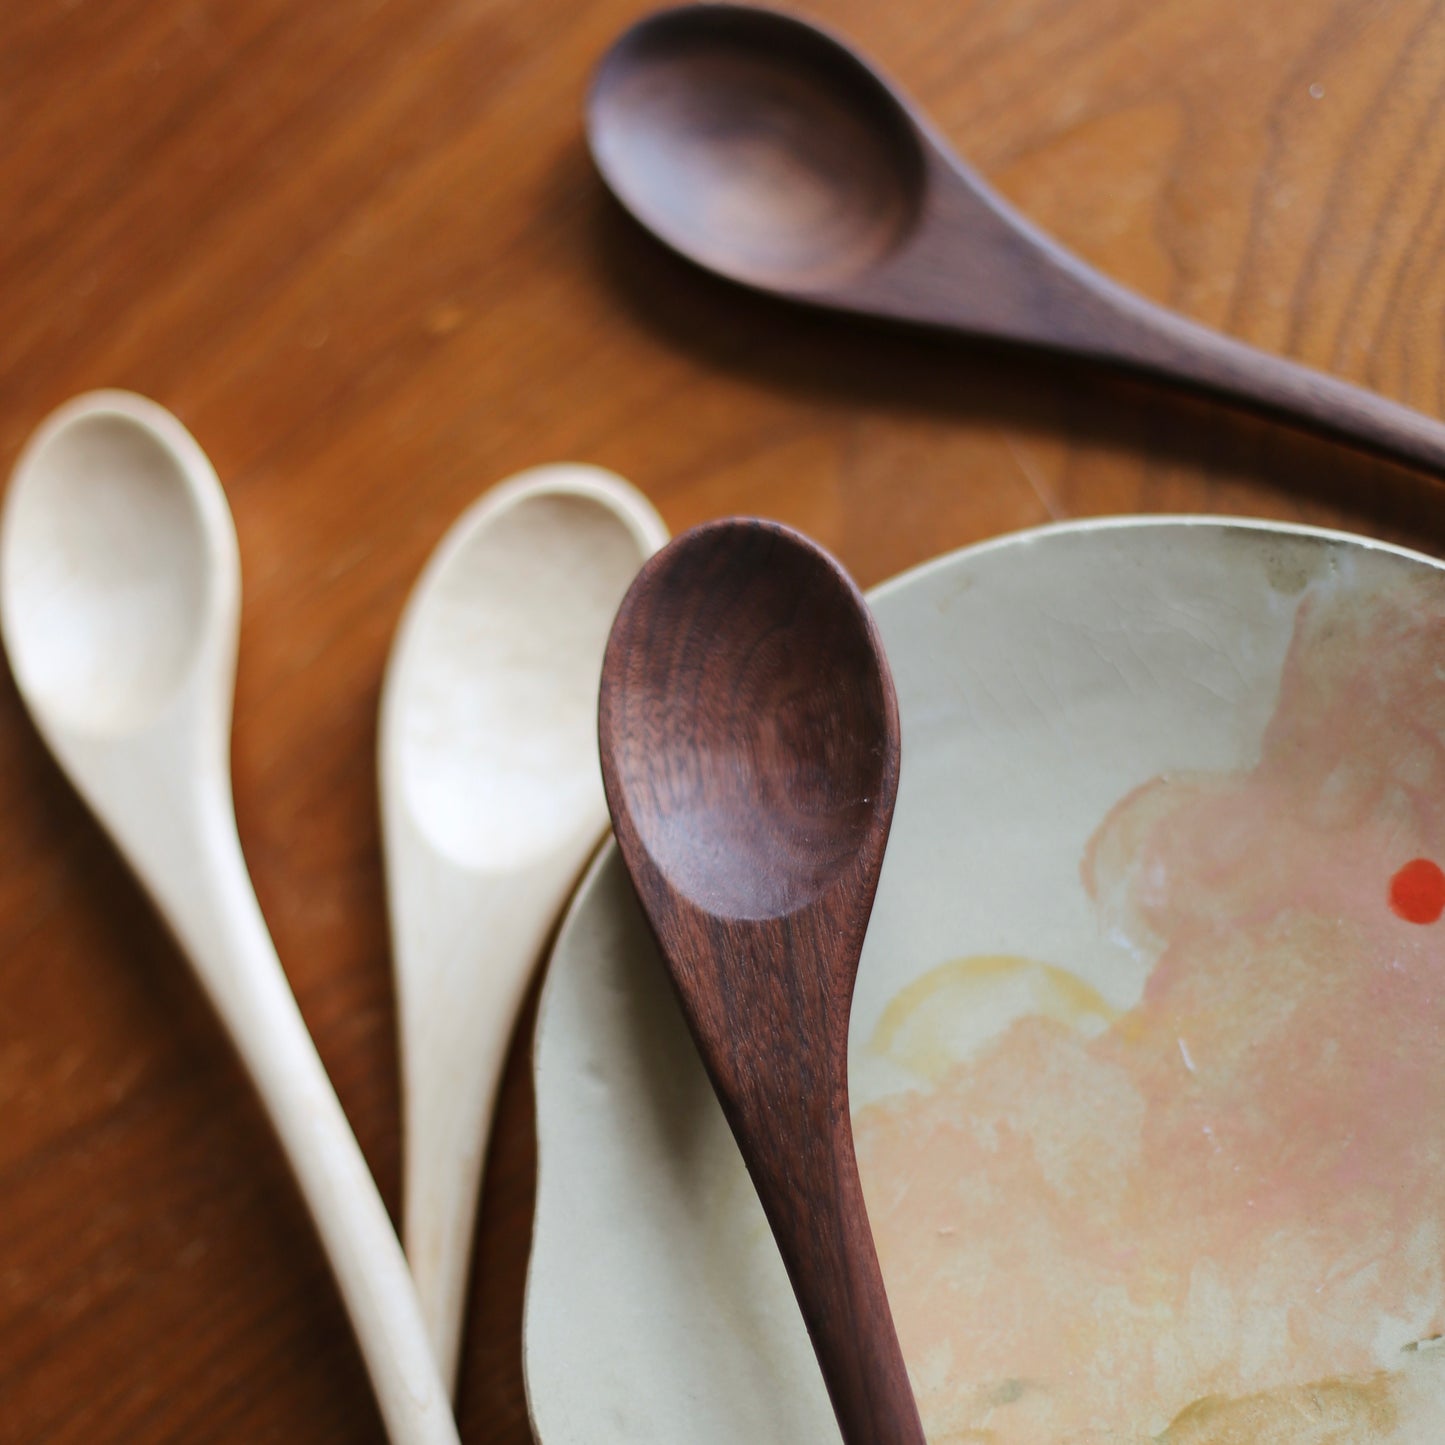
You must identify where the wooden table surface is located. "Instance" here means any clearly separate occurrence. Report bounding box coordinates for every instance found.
[3,0,1445,1439]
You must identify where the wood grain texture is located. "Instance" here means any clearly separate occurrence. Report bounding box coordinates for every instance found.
[598,519,916,1445]
[2,0,1445,1439]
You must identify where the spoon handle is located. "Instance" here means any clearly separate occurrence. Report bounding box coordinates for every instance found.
[166,806,459,1445]
[1042,261,1445,476]
[877,170,1445,476]
[733,1088,925,1445]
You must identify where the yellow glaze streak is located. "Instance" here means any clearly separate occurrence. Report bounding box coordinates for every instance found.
[868,954,1119,1083]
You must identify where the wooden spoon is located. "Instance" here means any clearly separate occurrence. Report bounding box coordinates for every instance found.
[379,464,666,1393]
[0,392,459,1445]
[588,2,1445,476]
[597,518,922,1445]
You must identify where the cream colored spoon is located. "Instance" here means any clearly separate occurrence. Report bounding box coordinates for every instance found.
[0,392,458,1445]
[379,465,667,1392]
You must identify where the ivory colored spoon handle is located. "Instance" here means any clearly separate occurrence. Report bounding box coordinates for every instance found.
[164,801,458,1445]
[401,989,514,1395]
[400,953,513,1395]
[394,855,590,1393]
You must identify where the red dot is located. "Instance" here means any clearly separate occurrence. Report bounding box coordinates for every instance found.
[1389,858,1445,924]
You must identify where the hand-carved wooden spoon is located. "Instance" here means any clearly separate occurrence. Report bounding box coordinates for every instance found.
[598,518,921,1445]
[589,2,1445,476]
[0,393,457,1444]
[380,464,666,1394]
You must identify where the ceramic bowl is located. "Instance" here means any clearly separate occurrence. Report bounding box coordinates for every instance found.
[525,517,1445,1445]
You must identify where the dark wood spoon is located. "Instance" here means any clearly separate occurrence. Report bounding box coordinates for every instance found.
[589,2,1445,476]
[598,519,921,1445]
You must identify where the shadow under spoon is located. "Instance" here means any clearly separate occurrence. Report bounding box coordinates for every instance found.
[588,2,1445,476]
[597,518,921,1445]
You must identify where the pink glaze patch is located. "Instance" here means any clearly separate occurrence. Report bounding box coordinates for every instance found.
[854,572,1445,1443]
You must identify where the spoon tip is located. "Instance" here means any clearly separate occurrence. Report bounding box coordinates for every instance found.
[587,2,927,295]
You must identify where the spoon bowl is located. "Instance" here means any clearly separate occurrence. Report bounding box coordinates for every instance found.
[380,464,666,1392]
[2,392,458,1445]
[590,2,1445,476]
[3,398,222,734]
[604,522,891,919]
[599,518,921,1445]
[589,4,923,292]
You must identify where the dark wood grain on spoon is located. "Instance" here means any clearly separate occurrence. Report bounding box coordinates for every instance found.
[598,519,920,1445]
[589,2,1445,477]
